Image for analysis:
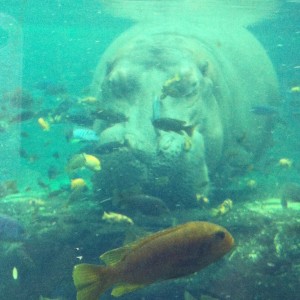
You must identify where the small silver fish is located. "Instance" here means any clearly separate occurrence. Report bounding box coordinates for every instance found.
[250,105,278,115]
[72,128,98,142]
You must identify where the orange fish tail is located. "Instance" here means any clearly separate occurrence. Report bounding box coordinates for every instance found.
[73,263,115,300]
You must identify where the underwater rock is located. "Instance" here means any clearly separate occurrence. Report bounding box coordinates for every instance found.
[0,214,24,241]
[0,190,299,299]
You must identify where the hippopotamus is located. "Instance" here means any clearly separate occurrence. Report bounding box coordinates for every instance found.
[90,16,279,207]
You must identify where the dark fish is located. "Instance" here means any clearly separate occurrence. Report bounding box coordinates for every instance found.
[0,124,6,133]
[10,110,36,123]
[0,214,25,241]
[92,109,128,124]
[3,180,18,193]
[65,113,94,127]
[119,194,170,216]
[52,152,60,159]
[95,141,127,154]
[3,89,34,107]
[280,182,300,208]
[19,148,29,158]
[20,131,30,138]
[37,179,49,189]
[250,105,278,115]
[66,154,86,173]
[35,80,66,95]
[288,99,300,109]
[48,187,68,199]
[152,117,195,136]
[48,166,59,179]
[73,221,234,299]
[53,99,73,115]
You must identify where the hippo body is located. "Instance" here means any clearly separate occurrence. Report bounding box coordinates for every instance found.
[91,22,279,207]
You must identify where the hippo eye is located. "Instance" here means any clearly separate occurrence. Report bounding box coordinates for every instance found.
[214,231,225,240]
[102,72,140,99]
[199,61,209,76]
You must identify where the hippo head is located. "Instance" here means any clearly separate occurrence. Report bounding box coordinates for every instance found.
[86,1,280,211]
[90,19,278,209]
[90,29,226,208]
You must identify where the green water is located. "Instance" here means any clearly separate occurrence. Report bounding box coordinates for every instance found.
[0,1,299,300]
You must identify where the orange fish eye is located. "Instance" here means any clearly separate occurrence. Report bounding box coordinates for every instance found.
[214,230,225,240]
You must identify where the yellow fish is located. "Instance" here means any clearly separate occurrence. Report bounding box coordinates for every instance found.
[196,193,209,205]
[278,158,292,168]
[67,153,101,173]
[78,96,98,104]
[66,154,86,173]
[38,117,50,131]
[12,266,18,280]
[71,178,87,190]
[161,73,181,99]
[83,153,101,171]
[164,73,181,87]
[211,199,233,217]
[290,86,300,93]
[102,211,134,225]
[246,179,257,189]
[28,199,46,206]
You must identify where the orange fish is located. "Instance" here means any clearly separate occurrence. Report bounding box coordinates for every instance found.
[73,221,234,299]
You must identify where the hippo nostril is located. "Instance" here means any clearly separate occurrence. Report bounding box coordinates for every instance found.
[157,134,186,157]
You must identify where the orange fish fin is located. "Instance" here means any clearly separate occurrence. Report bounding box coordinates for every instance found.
[184,290,197,300]
[111,283,145,297]
[100,245,132,266]
[73,263,113,300]
[100,231,152,266]
[101,224,187,266]
[127,223,184,249]
[123,227,151,245]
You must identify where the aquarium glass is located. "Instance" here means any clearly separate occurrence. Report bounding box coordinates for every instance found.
[0,1,299,299]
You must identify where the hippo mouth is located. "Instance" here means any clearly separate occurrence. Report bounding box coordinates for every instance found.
[92,127,209,209]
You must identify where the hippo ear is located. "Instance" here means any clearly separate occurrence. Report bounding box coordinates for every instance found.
[105,61,114,76]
